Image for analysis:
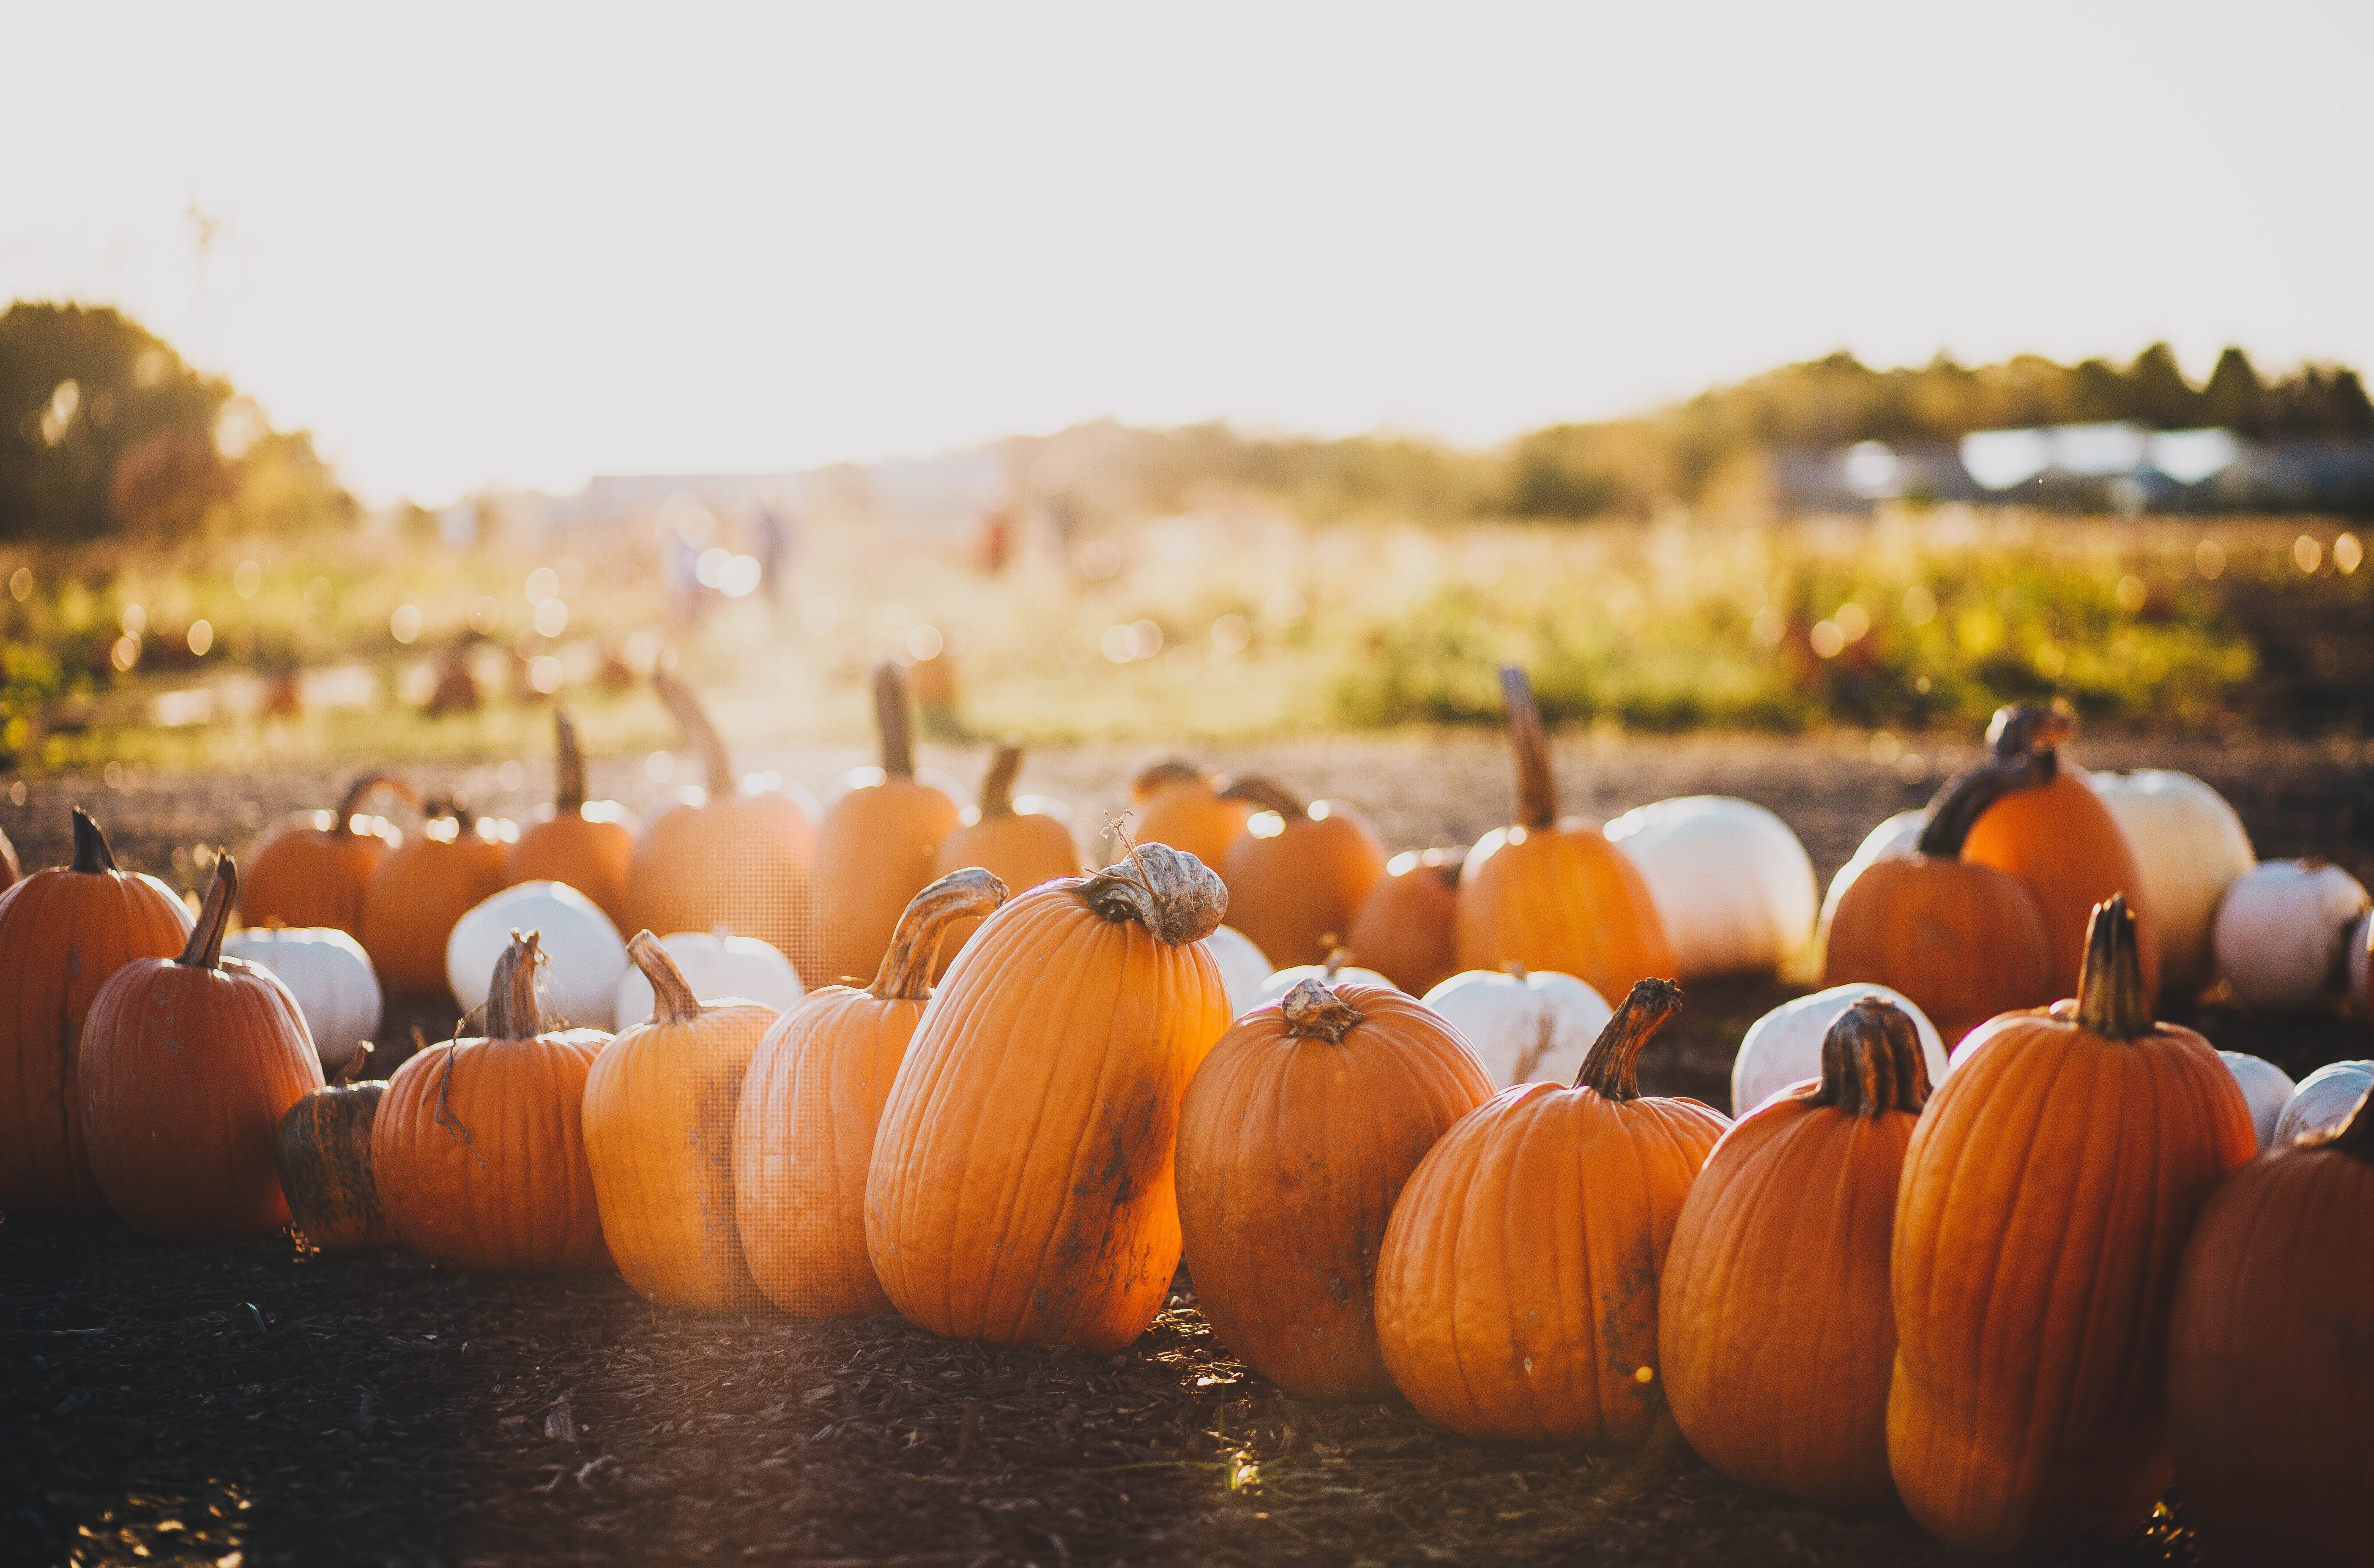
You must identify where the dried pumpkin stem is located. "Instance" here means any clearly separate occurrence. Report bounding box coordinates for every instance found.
[335,773,418,836]
[1078,842,1229,948]
[68,806,119,873]
[626,929,704,1025]
[1320,947,1351,979]
[1215,775,1306,819]
[482,932,552,1038]
[875,662,915,779]
[978,742,1023,818]
[1281,977,1364,1044]
[1987,700,2076,766]
[553,710,585,811]
[1574,977,1685,1101]
[654,671,736,800]
[177,857,239,969]
[1917,754,2051,858]
[1499,666,1558,830]
[871,868,1010,1000]
[334,1041,375,1087]
[2074,894,2153,1040]
[1134,759,1207,795]
[1804,996,1931,1115]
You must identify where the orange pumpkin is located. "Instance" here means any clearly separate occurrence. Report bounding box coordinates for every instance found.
[79,858,326,1239]
[1176,976,1494,1398]
[1455,667,1673,1001]
[1887,896,2254,1554]
[625,672,817,961]
[242,773,416,935]
[583,932,777,1312]
[735,869,1008,1318]
[0,808,192,1220]
[1374,978,1727,1442]
[928,740,1081,972]
[1660,996,1931,1510]
[1217,776,1387,970]
[372,932,610,1274]
[276,1047,395,1253]
[806,662,963,983]
[507,710,639,929]
[1130,759,1253,868]
[359,795,513,994]
[867,845,1233,1350]
[1346,847,1464,996]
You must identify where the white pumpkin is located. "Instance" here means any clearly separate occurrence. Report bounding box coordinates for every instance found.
[2348,912,2370,1016]
[1257,952,1396,1005]
[2273,1060,2374,1146]
[2210,859,2372,1012]
[221,926,382,1072]
[1201,924,1273,1020]
[1815,809,1928,954]
[1420,967,1614,1088]
[1604,796,1818,979]
[446,880,627,1030]
[2088,769,2255,997]
[1729,982,1948,1117]
[614,927,806,1025]
[2216,1051,2297,1150]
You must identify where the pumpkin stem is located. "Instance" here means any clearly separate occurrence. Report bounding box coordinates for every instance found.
[2328,1087,2374,1160]
[68,806,120,873]
[1916,751,2054,858]
[1134,759,1207,797]
[875,662,916,779]
[1215,775,1306,819]
[626,929,705,1024]
[1280,977,1364,1044]
[1574,977,1684,1101]
[553,710,585,811]
[482,931,553,1038]
[654,671,736,801]
[1320,947,1351,979]
[871,867,1010,1000]
[1498,666,1559,831]
[333,1041,375,1087]
[978,741,1023,817]
[1803,997,1931,1115]
[2074,895,2153,1040]
[177,856,239,969]
[334,773,418,836]
[1078,842,1229,948]
[1987,700,2075,775]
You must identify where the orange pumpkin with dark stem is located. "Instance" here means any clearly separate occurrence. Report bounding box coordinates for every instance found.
[1217,776,1387,970]
[1346,847,1465,996]
[508,710,639,929]
[806,663,963,984]
[372,932,611,1274]
[1455,667,1673,1001]
[276,1045,395,1252]
[1176,976,1494,1398]
[1887,896,2253,1554]
[242,773,417,936]
[0,808,192,1221]
[867,845,1233,1351]
[928,741,1080,973]
[1373,978,1728,1443]
[735,869,1008,1319]
[1660,996,1931,1510]
[1130,759,1253,868]
[79,858,325,1239]
[359,794,513,994]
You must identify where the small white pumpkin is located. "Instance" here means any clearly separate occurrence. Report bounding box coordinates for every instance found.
[614,926,806,1025]
[1815,809,1928,956]
[446,880,627,1029]
[1201,924,1273,1020]
[2210,859,2372,1012]
[1257,949,1397,1005]
[2273,1060,2374,1146]
[221,926,382,1072]
[1604,795,1818,978]
[2216,1051,2297,1150]
[2088,769,2255,998]
[1730,982,1948,1117]
[1420,967,1614,1088]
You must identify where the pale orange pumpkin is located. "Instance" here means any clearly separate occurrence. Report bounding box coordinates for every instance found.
[359,794,513,994]
[805,662,963,983]
[1346,847,1465,996]
[928,741,1080,972]
[507,710,639,929]
[1130,759,1253,868]
[1217,776,1387,970]
[242,773,417,936]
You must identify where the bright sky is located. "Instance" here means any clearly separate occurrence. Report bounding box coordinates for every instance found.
[5,1,2370,505]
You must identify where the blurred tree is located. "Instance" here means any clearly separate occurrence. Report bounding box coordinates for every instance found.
[2126,342,2201,428]
[2199,348,2265,435]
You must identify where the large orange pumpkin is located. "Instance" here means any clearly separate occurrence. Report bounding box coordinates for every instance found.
[928,741,1080,972]
[583,932,777,1312]
[241,773,416,936]
[806,663,963,984]
[507,710,639,929]
[866,845,1233,1351]
[1887,896,2253,1554]
[1346,847,1464,996]
[1130,759,1253,868]
[359,795,513,994]
[276,1047,395,1253]
[372,932,610,1274]
[1455,667,1672,1001]
[79,858,325,1239]
[735,869,1008,1318]
[0,808,192,1221]
[1217,776,1387,970]
[1660,996,1930,1509]
[1373,978,1729,1442]
[1176,976,1494,1398]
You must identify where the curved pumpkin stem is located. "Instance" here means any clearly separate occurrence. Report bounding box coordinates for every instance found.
[977,741,1023,818]
[178,857,239,969]
[334,1041,375,1087]
[1281,977,1364,1044]
[1498,666,1558,831]
[1216,775,1307,820]
[1320,947,1351,979]
[870,867,1010,1001]
[1805,996,1930,1115]
[654,671,736,800]
[2075,894,2153,1041]
[1575,977,1684,1102]
[1916,751,2053,858]
[1987,700,2075,776]
[69,806,119,873]
[626,929,704,1025]
[482,931,552,1038]
[1078,842,1229,948]
[875,662,916,779]
[1133,759,1208,798]
[553,710,585,811]
[335,773,419,836]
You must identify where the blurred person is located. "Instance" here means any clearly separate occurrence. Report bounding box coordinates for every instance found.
[754,500,798,608]
[665,521,708,626]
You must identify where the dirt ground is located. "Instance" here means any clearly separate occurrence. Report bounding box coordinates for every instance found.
[4,729,2370,1568]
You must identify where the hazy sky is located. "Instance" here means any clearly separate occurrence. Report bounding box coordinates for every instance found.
[5,1,2369,504]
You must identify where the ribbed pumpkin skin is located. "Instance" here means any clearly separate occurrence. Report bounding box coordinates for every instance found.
[1456,822,1673,1003]
[1346,852,1463,997]
[1175,982,1494,1397]
[626,792,815,961]
[807,781,963,984]
[1221,811,1387,971]
[243,813,400,935]
[1964,770,2160,1001]
[360,826,511,993]
[866,882,1232,1351]
[1822,855,2054,1045]
[511,807,638,930]
[929,812,1078,973]
[277,1082,395,1251]
[1132,777,1251,869]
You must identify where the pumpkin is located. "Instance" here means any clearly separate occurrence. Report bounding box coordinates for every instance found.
[2210,858,2371,1012]
[624,670,819,966]
[372,932,610,1274]
[866,845,1232,1351]
[1129,759,1253,868]
[2167,1085,2374,1562]
[276,1046,395,1252]
[2218,1050,2296,1149]
[1731,982,1947,1117]
[447,881,627,1028]
[507,709,640,929]
[2274,1060,2374,1145]
[1886,896,2255,1554]
[0,808,192,1220]
[1662,997,1931,1510]
[1822,757,2055,1046]
[1255,946,1396,1005]
[1959,703,2161,1001]
[241,773,416,936]
[2352,911,2371,1014]
[79,858,325,1239]
[929,740,1082,972]
[0,822,19,891]
[221,925,382,1073]
[1373,979,1730,1442]
[1455,667,1672,1001]
[1217,776,1387,970]
[583,932,778,1311]
[1176,976,1495,1399]
[1201,925,1273,1019]
[1419,964,1613,1088]
[1604,796,1817,979]
[735,869,1008,1318]
[1814,808,1926,961]
[616,928,805,1024]
[2088,768,2254,999]
[359,794,513,995]
[1346,847,1465,996]
[805,662,964,984]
